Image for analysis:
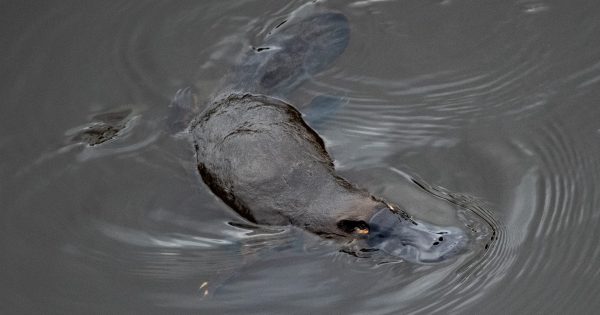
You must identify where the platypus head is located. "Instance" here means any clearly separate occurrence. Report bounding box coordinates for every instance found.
[337,204,467,263]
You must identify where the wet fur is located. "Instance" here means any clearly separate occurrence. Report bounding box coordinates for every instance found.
[192,93,385,238]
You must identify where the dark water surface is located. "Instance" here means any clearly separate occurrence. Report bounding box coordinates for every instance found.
[2,0,600,314]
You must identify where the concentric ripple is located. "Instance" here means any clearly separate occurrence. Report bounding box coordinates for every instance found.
[2,0,600,314]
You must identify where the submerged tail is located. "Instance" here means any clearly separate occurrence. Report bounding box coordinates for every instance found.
[167,3,349,133]
[226,3,350,98]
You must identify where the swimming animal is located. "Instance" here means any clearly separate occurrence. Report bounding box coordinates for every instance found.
[174,3,467,263]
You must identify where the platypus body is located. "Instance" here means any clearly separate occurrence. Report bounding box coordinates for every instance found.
[184,3,466,263]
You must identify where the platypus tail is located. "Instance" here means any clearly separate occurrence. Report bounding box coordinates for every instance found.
[225,3,350,98]
[167,3,349,133]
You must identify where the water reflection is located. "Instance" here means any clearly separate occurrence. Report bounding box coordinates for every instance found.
[2,0,600,314]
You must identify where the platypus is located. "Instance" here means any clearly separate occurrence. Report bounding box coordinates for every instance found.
[175,3,467,263]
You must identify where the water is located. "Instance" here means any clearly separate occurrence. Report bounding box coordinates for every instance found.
[2,0,600,313]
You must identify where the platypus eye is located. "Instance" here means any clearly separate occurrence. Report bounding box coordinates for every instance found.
[337,220,370,235]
